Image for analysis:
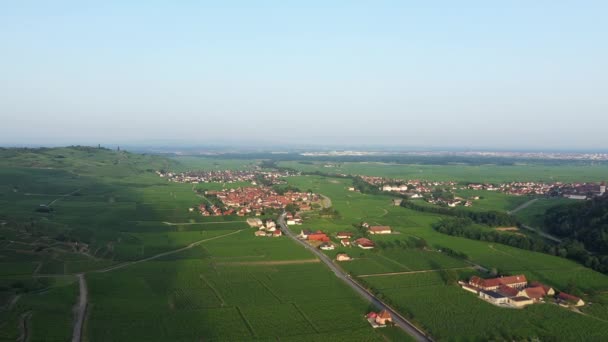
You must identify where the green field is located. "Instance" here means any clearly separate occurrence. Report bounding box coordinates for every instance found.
[365,272,608,341]
[283,173,608,340]
[2,150,608,341]
[279,160,608,183]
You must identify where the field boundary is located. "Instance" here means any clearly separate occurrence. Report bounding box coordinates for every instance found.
[96,229,246,273]
[235,306,257,338]
[216,259,319,266]
[200,274,226,306]
[358,267,473,278]
[292,302,320,333]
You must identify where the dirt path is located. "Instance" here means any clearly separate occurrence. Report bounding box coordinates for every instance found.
[216,259,319,266]
[18,311,31,342]
[48,188,82,206]
[358,267,473,278]
[71,274,87,342]
[162,220,246,226]
[507,198,538,215]
[320,194,332,208]
[96,229,246,273]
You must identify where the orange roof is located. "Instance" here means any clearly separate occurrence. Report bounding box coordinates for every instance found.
[377,309,392,319]
[558,292,582,303]
[524,287,546,299]
[470,275,527,289]
[369,226,391,231]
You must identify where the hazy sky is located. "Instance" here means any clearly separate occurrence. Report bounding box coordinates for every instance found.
[1,1,607,149]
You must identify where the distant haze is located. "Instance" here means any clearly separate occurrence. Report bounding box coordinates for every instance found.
[1,1,607,149]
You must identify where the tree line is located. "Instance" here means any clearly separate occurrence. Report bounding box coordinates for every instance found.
[400,199,518,226]
[433,217,608,274]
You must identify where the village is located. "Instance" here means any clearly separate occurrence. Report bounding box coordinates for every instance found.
[157,169,296,185]
[194,186,318,217]
[460,274,585,310]
[358,175,607,203]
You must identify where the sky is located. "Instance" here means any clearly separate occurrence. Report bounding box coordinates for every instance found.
[1,1,607,150]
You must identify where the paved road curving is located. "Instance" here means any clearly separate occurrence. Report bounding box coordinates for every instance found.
[278,213,431,341]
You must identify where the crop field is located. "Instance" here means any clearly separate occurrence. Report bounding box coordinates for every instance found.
[364,272,608,341]
[0,276,78,341]
[86,234,408,341]
[3,149,608,341]
[279,160,608,183]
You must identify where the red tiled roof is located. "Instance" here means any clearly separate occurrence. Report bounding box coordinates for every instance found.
[497,285,519,297]
[355,238,375,247]
[470,275,527,289]
[369,226,391,232]
[377,310,392,319]
[524,287,546,299]
[558,292,582,303]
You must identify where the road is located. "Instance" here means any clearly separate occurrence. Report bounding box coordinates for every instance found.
[72,274,87,342]
[278,214,431,342]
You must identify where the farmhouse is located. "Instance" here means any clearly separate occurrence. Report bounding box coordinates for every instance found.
[341,239,351,247]
[509,296,534,308]
[461,284,479,294]
[366,310,393,328]
[336,231,354,239]
[299,229,312,239]
[469,274,528,291]
[336,253,351,261]
[355,238,375,249]
[254,230,267,237]
[376,310,392,325]
[272,230,282,237]
[319,242,335,250]
[368,226,392,235]
[529,282,555,296]
[308,231,330,242]
[479,290,509,305]
[496,284,519,298]
[523,287,547,301]
[558,292,585,307]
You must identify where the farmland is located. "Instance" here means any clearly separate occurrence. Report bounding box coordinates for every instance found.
[282,172,608,340]
[279,160,608,183]
[2,150,608,341]
[0,149,409,341]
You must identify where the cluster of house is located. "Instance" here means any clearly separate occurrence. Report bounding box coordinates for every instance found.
[298,230,376,249]
[199,187,317,216]
[425,197,474,207]
[460,274,585,308]
[365,310,393,328]
[157,169,294,185]
[361,176,457,189]
[247,218,283,237]
[285,212,303,225]
[468,181,606,199]
[298,225,392,251]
